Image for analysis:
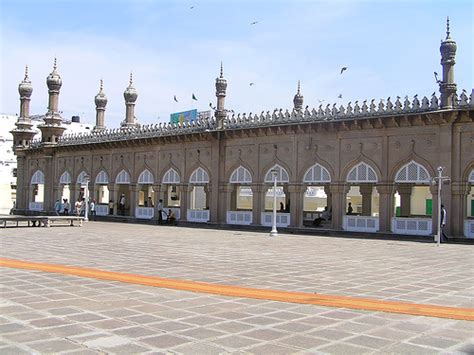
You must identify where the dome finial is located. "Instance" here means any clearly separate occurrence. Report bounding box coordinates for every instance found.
[220,62,223,78]
[129,71,133,86]
[100,79,103,91]
[24,65,29,80]
[297,80,301,95]
[446,16,450,39]
[53,57,57,70]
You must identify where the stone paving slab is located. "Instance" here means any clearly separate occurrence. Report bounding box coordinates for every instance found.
[1,222,473,353]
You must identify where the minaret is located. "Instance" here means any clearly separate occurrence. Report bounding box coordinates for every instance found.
[38,58,66,145]
[293,80,304,112]
[93,79,107,131]
[121,72,139,129]
[439,17,457,108]
[10,66,37,150]
[215,62,227,130]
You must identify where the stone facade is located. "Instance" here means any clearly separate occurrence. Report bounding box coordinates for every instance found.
[11,21,474,238]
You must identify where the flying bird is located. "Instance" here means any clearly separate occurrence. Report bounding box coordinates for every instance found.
[190,6,194,9]
[340,67,348,74]
[173,95,178,102]
[337,94,342,99]
[249,82,255,86]
[250,21,258,25]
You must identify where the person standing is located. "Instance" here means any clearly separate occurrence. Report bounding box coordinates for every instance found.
[54,199,61,216]
[440,204,448,242]
[89,199,96,221]
[157,199,163,225]
[108,200,114,215]
[347,202,353,215]
[75,199,82,217]
[119,194,126,215]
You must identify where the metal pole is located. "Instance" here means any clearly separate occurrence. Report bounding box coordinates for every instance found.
[84,178,89,222]
[270,170,278,237]
[437,167,442,246]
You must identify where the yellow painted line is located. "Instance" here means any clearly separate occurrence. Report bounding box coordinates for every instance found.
[1,257,473,321]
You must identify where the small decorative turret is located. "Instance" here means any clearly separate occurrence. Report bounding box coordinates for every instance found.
[38,58,66,145]
[215,62,227,129]
[293,81,303,112]
[439,17,457,108]
[121,72,139,129]
[11,66,37,150]
[93,79,107,131]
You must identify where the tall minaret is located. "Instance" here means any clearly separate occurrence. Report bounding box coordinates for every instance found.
[215,62,227,130]
[93,79,107,131]
[293,80,304,112]
[10,66,37,150]
[38,58,66,145]
[439,17,457,108]
[121,72,139,129]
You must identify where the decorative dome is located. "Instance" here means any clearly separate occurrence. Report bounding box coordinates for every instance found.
[440,17,457,63]
[293,80,303,111]
[95,79,108,108]
[215,62,227,95]
[46,58,62,91]
[123,72,138,103]
[18,66,33,98]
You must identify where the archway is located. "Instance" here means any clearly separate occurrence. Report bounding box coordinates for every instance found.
[343,162,380,232]
[303,163,331,227]
[392,161,433,236]
[162,168,181,221]
[227,165,253,225]
[94,170,109,216]
[115,169,130,216]
[262,164,290,227]
[187,167,210,222]
[29,170,44,211]
[136,169,155,219]
[58,171,71,213]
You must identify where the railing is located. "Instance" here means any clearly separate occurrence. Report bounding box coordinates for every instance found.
[226,211,252,225]
[391,217,432,236]
[343,215,379,233]
[29,202,43,211]
[136,207,154,219]
[95,204,109,216]
[261,212,290,227]
[464,219,474,238]
[187,209,209,222]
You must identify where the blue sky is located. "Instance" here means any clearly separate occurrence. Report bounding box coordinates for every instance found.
[1,0,472,127]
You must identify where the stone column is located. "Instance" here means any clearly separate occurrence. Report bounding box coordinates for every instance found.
[288,184,303,227]
[324,185,332,211]
[360,184,373,216]
[251,183,264,225]
[129,183,138,217]
[450,182,467,237]
[180,184,191,221]
[377,184,395,232]
[221,183,233,223]
[108,183,117,215]
[397,185,412,217]
[16,156,27,211]
[206,184,217,223]
[330,183,350,230]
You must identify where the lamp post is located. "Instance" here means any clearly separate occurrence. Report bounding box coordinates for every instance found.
[432,166,450,246]
[84,175,90,222]
[270,169,278,237]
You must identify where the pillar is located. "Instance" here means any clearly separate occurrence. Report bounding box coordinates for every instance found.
[377,184,395,232]
[324,185,332,211]
[288,184,303,227]
[450,182,467,237]
[130,183,138,217]
[397,185,412,217]
[108,183,117,215]
[221,183,233,223]
[330,183,350,229]
[251,183,264,225]
[360,184,373,216]
[180,184,190,221]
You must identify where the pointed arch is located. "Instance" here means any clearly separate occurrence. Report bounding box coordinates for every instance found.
[138,169,154,184]
[162,167,181,184]
[115,169,131,184]
[264,164,290,183]
[31,170,45,184]
[346,162,378,183]
[59,171,71,184]
[95,170,109,184]
[395,160,431,183]
[468,168,474,183]
[76,170,89,184]
[189,167,209,184]
[303,163,331,183]
[230,165,252,184]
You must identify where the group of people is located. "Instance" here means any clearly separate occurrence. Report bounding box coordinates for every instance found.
[157,199,176,225]
[54,197,96,220]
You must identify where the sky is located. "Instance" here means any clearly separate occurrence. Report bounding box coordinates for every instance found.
[1,0,473,128]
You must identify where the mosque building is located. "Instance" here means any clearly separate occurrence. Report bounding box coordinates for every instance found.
[10,20,474,238]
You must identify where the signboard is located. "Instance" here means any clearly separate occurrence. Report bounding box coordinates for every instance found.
[170,109,197,124]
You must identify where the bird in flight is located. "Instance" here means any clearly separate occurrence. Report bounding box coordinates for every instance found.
[249,82,255,86]
[340,67,348,74]
[434,71,442,83]
[250,21,258,25]
[337,94,342,99]
[190,6,194,9]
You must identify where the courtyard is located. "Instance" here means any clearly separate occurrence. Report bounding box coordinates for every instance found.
[0,222,473,354]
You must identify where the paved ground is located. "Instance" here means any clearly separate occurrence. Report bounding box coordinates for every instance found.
[0,222,473,354]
